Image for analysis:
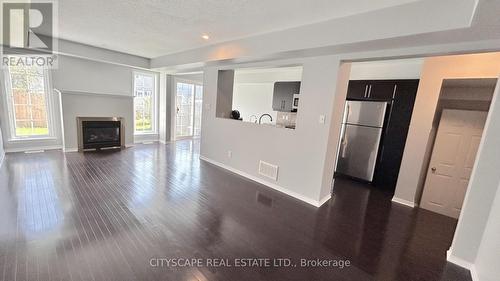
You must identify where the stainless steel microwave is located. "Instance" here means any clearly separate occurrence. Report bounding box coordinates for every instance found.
[292,94,299,111]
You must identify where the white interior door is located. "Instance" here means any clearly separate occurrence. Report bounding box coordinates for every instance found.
[420,109,487,218]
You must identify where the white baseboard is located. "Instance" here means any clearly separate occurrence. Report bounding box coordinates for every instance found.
[446,250,478,280]
[135,141,158,144]
[134,134,159,143]
[199,155,330,208]
[159,140,170,145]
[470,266,479,281]
[5,145,62,153]
[318,193,332,207]
[391,196,415,208]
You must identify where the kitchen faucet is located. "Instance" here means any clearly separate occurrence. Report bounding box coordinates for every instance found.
[259,114,273,124]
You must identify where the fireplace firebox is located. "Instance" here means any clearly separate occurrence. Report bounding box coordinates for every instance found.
[77,117,125,151]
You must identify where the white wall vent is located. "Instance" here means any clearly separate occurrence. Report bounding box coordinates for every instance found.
[259,160,279,181]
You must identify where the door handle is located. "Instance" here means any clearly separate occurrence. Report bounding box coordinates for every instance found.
[431,167,436,173]
[364,85,368,98]
[340,129,348,158]
[368,84,372,98]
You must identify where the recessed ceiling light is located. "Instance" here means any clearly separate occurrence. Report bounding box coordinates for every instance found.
[201,34,210,40]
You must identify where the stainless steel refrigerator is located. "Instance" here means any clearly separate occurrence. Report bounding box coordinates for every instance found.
[335,100,388,182]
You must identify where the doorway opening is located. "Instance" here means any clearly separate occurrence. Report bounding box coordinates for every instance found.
[418,78,497,219]
[175,80,203,139]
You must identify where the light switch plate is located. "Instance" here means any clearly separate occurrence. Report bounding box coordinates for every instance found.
[319,115,326,124]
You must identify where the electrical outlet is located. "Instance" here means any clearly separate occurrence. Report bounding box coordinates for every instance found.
[227,150,232,158]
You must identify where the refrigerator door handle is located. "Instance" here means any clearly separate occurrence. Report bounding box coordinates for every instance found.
[340,128,348,158]
[345,103,350,123]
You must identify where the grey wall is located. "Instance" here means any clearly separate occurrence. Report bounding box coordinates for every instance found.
[216,70,235,118]
[474,181,500,281]
[450,81,500,263]
[53,56,136,96]
[321,62,350,196]
[395,53,500,206]
[0,126,4,166]
[159,74,175,142]
[200,56,341,205]
[52,55,159,149]
[60,93,134,150]
[0,53,155,152]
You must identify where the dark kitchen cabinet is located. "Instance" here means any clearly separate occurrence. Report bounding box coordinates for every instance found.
[347,80,397,101]
[272,81,301,112]
[373,80,419,193]
[369,81,397,100]
[346,80,370,99]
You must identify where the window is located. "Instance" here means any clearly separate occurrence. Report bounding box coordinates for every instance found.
[134,72,156,134]
[175,81,203,138]
[3,63,53,138]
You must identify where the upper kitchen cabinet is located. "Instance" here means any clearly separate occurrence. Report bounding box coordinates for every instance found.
[347,80,397,101]
[346,80,370,99]
[272,81,301,112]
[369,81,398,100]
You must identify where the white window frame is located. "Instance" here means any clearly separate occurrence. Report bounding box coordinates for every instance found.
[174,78,203,139]
[2,65,56,141]
[133,71,158,135]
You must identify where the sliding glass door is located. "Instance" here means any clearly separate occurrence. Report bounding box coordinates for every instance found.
[175,82,203,138]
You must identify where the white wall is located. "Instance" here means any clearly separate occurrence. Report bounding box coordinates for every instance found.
[232,83,277,122]
[200,56,340,206]
[474,181,500,281]
[176,73,204,84]
[350,58,423,80]
[151,0,478,69]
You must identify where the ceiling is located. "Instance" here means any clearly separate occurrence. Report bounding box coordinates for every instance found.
[57,0,418,58]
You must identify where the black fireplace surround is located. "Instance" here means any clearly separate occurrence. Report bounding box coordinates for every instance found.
[77,117,124,151]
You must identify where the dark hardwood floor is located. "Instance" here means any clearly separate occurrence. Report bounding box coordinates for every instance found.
[0,140,471,281]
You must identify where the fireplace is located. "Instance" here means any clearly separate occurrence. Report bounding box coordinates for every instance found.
[77,117,125,151]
